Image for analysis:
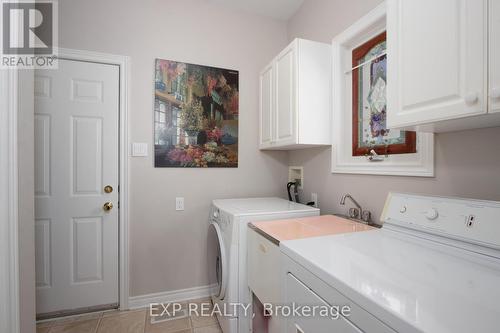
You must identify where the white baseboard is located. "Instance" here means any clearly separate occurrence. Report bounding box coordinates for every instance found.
[128,285,215,309]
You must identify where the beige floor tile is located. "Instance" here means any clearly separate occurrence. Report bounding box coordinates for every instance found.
[190,313,218,328]
[187,298,216,329]
[185,299,213,317]
[145,316,191,333]
[97,310,146,333]
[102,308,145,318]
[193,325,221,333]
[48,319,99,333]
[150,301,188,317]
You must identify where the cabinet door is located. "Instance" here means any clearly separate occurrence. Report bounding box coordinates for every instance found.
[387,0,487,128]
[247,229,281,305]
[259,63,274,148]
[490,0,500,113]
[285,273,362,333]
[275,43,297,146]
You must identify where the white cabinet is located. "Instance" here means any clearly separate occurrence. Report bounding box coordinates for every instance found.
[247,228,282,333]
[259,39,331,150]
[275,44,297,146]
[387,0,500,132]
[490,0,500,113]
[259,63,274,149]
[247,228,281,305]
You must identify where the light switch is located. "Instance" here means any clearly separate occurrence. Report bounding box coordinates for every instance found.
[176,197,184,211]
[132,143,148,157]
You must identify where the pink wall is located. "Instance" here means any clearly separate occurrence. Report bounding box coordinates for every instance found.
[287,0,500,222]
[59,0,289,297]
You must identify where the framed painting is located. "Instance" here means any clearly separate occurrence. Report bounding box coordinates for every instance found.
[153,59,239,167]
[352,32,416,157]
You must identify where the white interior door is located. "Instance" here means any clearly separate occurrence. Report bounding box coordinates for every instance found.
[34,59,119,315]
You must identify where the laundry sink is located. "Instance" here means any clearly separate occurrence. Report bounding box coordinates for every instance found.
[333,214,381,228]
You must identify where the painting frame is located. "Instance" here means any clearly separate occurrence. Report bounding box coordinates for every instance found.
[153,58,239,168]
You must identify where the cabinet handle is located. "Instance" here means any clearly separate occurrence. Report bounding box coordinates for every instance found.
[491,88,500,100]
[464,92,478,105]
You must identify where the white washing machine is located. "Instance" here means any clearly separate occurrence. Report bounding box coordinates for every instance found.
[207,197,319,333]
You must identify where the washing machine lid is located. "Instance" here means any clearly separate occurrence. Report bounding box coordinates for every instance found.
[212,197,318,216]
[208,222,228,300]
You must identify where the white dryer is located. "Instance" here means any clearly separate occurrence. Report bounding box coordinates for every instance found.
[282,193,500,333]
[207,197,319,333]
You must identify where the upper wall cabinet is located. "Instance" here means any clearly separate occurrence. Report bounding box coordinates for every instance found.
[387,0,500,132]
[259,39,331,150]
[490,0,500,114]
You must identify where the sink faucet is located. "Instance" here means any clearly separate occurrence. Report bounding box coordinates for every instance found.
[340,194,371,223]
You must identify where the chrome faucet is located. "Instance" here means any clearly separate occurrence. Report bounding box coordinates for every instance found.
[340,194,371,223]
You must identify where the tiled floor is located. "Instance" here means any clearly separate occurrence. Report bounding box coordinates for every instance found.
[36,299,222,333]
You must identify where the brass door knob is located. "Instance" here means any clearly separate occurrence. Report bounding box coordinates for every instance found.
[103,202,113,211]
[104,185,113,193]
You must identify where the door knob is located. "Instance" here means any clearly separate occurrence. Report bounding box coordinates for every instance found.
[103,202,113,211]
[491,88,500,99]
[104,185,113,193]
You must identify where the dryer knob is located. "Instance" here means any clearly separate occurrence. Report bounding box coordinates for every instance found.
[425,209,439,221]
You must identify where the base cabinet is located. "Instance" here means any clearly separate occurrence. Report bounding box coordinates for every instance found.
[247,228,281,333]
[259,38,331,150]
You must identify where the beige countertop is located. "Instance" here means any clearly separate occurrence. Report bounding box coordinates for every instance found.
[249,215,375,245]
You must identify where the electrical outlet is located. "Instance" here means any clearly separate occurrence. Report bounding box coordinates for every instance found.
[175,197,184,211]
[311,193,318,208]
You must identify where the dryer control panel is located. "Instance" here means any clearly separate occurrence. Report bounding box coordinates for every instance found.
[381,192,500,250]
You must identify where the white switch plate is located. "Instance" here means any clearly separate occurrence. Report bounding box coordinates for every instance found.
[132,143,148,157]
[175,197,184,211]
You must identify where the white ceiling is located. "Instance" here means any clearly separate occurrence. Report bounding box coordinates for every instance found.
[208,0,304,20]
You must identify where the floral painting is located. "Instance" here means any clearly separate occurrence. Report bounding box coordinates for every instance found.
[154,59,238,167]
[352,32,416,156]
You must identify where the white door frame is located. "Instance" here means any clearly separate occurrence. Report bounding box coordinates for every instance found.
[0,68,21,333]
[51,48,131,310]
